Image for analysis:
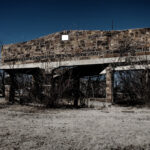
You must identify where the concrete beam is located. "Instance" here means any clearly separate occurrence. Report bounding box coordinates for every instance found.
[1,55,150,71]
[100,64,150,74]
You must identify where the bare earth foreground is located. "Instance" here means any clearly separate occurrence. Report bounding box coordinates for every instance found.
[0,99,150,150]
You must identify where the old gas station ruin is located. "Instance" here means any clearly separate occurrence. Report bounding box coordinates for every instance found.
[1,28,150,107]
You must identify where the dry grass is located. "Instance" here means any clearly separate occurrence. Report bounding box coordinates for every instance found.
[0,98,150,150]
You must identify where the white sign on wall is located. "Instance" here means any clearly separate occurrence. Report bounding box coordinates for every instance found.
[61,35,69,41]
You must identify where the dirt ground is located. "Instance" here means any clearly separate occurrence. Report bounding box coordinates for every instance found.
[0,99,150,150]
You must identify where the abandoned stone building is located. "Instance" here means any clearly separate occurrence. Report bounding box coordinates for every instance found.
[1,28,150,106]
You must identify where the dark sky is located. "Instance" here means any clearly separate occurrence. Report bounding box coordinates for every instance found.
[0,0,150,44]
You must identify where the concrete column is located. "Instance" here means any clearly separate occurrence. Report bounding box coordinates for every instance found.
[9,74,15,103]
[74,78,80,108]
[5,85,11,102]
[106,66,114,103]
[2,71,5,97]
[32,74,41,101]
[5,73,15,103]
[48,75,55,107]
[145,69,150,101]
[32,69,44,102]
[146,69,149,85]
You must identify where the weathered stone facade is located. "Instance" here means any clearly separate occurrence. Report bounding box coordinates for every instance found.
[1,28,150,65]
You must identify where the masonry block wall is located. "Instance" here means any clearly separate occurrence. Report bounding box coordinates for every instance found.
[2,28,150,65]
[106,66,114,102]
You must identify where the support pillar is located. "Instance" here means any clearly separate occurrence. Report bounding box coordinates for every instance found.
[5,73,15,103]
[48,75,56,107]
[145,69,150,102]
[74,78,80,108]
[106,66,114,103]
[5,85,11,102]
[32,72,43,102]
[2,71,5,97]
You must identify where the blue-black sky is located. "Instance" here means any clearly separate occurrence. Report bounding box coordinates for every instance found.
[0,0,150,44]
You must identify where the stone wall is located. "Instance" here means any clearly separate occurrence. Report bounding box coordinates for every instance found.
[2,28,150,65]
